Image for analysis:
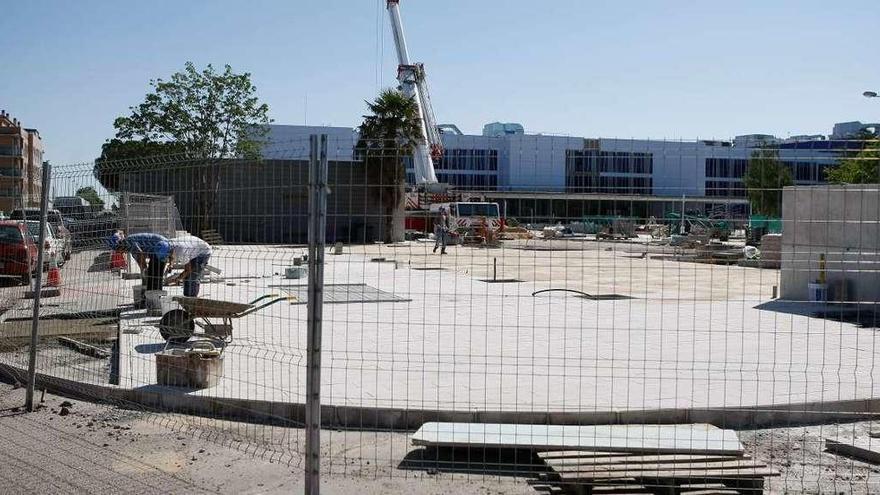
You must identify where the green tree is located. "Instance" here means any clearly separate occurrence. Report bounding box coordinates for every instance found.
[95,62,271,232]
[743,148,793,217]
[355,89,423,242]
[75,186,105,208]
[825,139,880,184]
[94,139,189,191]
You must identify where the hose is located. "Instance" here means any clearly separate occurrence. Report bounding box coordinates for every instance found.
[531,288,590,297]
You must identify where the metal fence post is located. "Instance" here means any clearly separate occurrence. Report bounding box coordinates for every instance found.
[25,163,51,412]
[305,134,328,494]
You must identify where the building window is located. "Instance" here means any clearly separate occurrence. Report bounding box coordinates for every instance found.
[566,150,653,194]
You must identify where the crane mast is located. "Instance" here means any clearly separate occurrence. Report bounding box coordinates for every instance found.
[386,0,440,185]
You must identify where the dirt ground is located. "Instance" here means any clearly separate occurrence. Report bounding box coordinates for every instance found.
[2,376,880,494]
[0,383,533,494]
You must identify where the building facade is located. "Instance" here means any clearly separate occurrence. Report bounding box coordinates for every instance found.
[0,110,43,213]
[260,122,872,220]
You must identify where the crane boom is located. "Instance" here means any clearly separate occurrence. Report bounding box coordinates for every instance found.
[386,0,440,184]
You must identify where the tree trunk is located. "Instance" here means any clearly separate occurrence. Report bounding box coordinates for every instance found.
[389,183,405,242]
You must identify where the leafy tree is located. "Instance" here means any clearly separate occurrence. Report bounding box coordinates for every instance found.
[75,186,105,208]
[95,62,271,233]
[743,148,793,217]
[94,139,188,191]
[113,62,270,158]
[355,89,423,242]
[825,139,880,184]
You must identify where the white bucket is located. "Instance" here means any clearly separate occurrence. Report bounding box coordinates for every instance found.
[159,294,177,315]
[285,266,307,279]
[132,285,146,307]
[808,283,828,303]
[145,290,167,316]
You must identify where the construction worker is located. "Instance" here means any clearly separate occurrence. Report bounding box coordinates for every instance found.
[433,206,450,255]
[166,235,213,297]
[113,232,172,292]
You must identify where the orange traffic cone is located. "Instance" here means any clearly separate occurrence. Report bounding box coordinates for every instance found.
[111,251,126,270]
[47,258,61,288]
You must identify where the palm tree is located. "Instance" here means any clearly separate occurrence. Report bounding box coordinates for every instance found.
[356,89,424,242]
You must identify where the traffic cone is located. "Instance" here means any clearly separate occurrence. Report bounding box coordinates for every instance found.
[110,251,126,270]
[47,258,61,288]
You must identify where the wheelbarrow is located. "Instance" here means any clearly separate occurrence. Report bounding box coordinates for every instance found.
[158,294,294,343]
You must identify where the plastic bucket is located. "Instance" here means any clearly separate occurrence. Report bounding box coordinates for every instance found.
[133,285,146,309]
[145,290,167,316]
[159,294,177,315]
[285,266,307,279]
[808,283,828,303]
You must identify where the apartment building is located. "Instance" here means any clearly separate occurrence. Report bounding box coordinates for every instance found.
[0,110,43,213]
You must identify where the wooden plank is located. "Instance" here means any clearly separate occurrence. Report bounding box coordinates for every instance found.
[412,423,743,455]
[551,460,766,474]
[825,438,880,464]
[539,451,628,460]
[590,485,652,494]
[544,454,745,467]
[57,337,111,359]
[558,466,779,481]
[679,490,740,495]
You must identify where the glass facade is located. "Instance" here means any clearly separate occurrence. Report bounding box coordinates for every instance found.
[566,150,654,194]
[704,156,831,195]
[407,148,499,190]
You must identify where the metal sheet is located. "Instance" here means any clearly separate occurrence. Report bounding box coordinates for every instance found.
[275,283,409,304]
[412,423,743,456]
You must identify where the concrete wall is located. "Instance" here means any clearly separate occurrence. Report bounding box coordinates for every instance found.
[502,134,584,191]
[780,184,880,302]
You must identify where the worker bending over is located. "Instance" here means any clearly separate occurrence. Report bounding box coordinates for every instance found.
[114,233,172,292]
[166,235,213,297]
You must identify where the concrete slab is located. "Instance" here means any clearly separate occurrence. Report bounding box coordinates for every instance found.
[107,244,880,413]
[411,423,743,455]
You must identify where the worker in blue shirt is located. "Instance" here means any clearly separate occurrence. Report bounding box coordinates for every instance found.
[113,233,172,292]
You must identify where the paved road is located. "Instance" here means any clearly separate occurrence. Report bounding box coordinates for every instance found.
[0,249,130,324]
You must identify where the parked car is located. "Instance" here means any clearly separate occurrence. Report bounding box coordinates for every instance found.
[0,220,37,284]
[10,208,73,257]
[23,221,61,269]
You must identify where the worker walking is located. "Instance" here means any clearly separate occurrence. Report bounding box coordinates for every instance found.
[113,232,172,292]
[166,235,213,297]
[433,206,450,255]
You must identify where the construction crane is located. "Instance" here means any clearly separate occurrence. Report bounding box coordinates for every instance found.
[386,0,441,186]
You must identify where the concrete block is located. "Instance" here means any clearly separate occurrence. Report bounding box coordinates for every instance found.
[411,423,744,455]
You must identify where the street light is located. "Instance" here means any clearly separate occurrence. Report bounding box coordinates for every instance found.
[865,91,878,98]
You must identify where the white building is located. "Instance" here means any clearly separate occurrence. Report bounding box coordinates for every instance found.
[260,122,867,201]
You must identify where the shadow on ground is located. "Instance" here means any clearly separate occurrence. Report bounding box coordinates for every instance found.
[87,252,113,273]
[755,299,880,328]
[398,447,548,478]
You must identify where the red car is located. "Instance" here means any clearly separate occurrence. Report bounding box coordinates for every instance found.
[0,220,37,285]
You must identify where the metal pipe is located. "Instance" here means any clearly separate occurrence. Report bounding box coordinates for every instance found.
[25,163,51,412]
[386,0,437,184]
[305,134,328,495]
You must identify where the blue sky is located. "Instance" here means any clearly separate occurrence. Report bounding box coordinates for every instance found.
[2,0,878,165]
